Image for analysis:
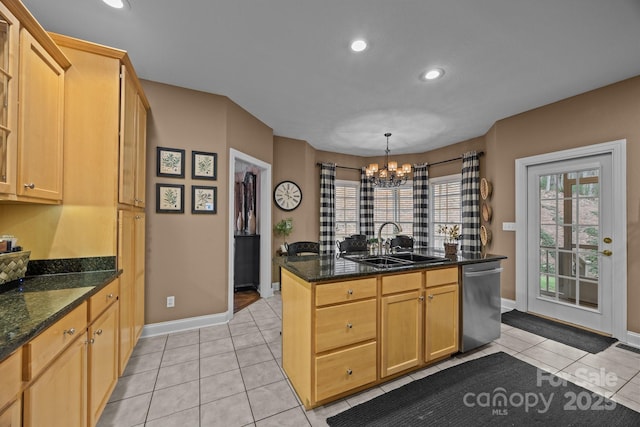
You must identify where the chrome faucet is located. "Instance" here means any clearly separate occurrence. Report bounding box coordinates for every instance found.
[378,221,402,255]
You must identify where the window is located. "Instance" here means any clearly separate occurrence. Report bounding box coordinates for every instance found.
[430,174,461,247]
[374,184,413,240]
[335,180,359,241]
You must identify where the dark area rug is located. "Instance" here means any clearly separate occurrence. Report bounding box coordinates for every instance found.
[326,352,640,427]
[617,343,640,354]
[501,309,617,354]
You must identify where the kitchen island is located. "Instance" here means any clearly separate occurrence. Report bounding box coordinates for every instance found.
[277,250,505,409]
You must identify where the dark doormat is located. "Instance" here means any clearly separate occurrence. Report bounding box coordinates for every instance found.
[501,309,616,354]
[326,352,640,427]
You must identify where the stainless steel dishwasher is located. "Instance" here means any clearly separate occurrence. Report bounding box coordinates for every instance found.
[460,261,503,352]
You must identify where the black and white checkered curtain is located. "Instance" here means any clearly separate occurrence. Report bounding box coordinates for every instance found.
[359,168,375,240]
[461,152,481,252]
[319,163,336,254]
[412,164,429,248]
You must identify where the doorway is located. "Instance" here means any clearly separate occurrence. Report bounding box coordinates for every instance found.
[228,149,272,318]
[515,140,627,339]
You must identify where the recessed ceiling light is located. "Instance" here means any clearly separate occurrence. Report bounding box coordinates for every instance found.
[422,68,445,81]
[350,39,368,52]
[102,0,129,9]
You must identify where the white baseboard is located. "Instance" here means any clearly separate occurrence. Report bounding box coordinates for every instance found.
[623,330,640,349]
[272,281,280,291]
[501,298,516,313]
[141,311,231,338]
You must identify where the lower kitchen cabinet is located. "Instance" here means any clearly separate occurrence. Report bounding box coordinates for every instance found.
[88,302,119,427]
[424,283,459,361]
[282,265,461,409]
[380,272,422,378]
[0,347,22,427]
[0,398,21,427]
[23,331,88,427]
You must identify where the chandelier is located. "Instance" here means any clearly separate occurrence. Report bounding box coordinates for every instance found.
[365,133,412,187]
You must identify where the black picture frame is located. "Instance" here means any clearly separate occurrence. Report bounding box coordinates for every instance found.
[192,151,217,180]
[191,185,217,214]
[156,183,184,213]
[157,147,185,178]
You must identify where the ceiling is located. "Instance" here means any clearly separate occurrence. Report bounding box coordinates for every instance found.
[22,0,640,156]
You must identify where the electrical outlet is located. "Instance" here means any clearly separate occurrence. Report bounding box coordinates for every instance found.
[166,296,175,308]
[502,222,516,231]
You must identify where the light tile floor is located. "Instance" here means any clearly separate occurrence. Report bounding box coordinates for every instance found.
[97,294,640,426]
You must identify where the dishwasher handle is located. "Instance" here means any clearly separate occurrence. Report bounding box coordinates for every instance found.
[463,267,503,277]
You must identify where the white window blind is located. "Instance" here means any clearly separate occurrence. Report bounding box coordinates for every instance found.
[374,184,413,240]
[335,181,359,241]
[430,175,462,247]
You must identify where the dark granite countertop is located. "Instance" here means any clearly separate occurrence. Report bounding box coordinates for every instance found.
[0,269,120,362]
[275,248,507,283]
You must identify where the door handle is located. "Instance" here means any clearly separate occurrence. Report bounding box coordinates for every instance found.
[600,250,612,256]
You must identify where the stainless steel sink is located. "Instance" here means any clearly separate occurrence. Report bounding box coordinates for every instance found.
[344,253,448,268]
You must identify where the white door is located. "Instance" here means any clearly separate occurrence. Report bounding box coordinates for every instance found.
[526,154,613,333]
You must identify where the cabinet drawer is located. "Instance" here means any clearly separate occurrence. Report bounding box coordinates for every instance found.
[315,341,376,402]
[89,279,119,322]
[24,302,87,380]
[0,348,22,407]
[315,299,376,353]
[315,278,377,306]
[425,267,458,288]
[381,271,422,295]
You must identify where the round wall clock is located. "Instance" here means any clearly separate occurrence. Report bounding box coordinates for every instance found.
[274,180,302,211]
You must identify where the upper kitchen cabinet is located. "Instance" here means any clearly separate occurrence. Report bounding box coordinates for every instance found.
[0,0,70,203]
[119,65,147,208]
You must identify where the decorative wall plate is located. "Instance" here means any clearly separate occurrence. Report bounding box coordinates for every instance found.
[480,178,492,200]
[480,225,492,246]
[482,203,492,223]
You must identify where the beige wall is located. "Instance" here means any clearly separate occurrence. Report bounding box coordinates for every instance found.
[142,80,273,324]
[484,75,640,333]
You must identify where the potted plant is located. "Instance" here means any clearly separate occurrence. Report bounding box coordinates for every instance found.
[438,224,460,256]
[273,218,293,253]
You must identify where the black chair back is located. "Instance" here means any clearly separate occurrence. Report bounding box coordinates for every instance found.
[336,237,368,254]
[287,241,320,256]
[390,235,414,251]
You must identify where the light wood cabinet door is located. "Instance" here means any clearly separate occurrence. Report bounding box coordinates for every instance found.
[381,290,422,377]
[118,209,135,374]
[134,96,147,208]
[23,332,88,427]
[424,283,459,362]
[118,65,137,206]
[88,302,119,427]
[133,212,145,340]
[0,2,18,195]
[0,398,21,427]
[17,29,64,201]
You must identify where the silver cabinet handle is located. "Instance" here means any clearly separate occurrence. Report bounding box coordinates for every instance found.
[88,338,95,345]
[346,369,353,375]
[428,295,434,300]
[347,289,353,295]
[24,183,35,189]
[94,329,103,336]
[418,295,425,301]
[346,323,353,329]
[107,293,114,299]
[64,328,76,336]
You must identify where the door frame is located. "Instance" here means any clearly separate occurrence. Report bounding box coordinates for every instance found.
[228,149,273,317]
[515,139,627,340]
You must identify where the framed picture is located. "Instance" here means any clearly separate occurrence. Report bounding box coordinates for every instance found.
[157,147,185,178]
[192,151,217,180]
[192,185,217,214]
[156,183,184,213]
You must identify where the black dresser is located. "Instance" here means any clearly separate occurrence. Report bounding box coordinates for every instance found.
[234,234,260,291]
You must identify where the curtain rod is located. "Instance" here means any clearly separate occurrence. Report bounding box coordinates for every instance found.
[316,151,484,171]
